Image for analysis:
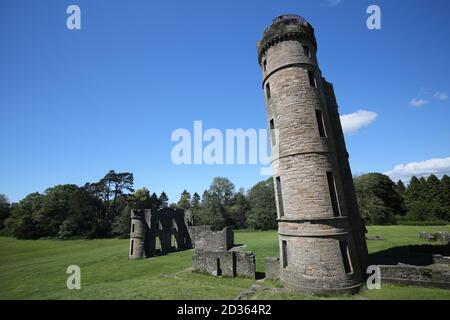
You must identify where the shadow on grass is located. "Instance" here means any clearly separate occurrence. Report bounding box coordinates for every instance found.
[151,247,192,257]
[369,243,450,266]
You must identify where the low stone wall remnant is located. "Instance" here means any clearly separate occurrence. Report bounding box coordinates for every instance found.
[191,226,256,279]
[264,257,280,280]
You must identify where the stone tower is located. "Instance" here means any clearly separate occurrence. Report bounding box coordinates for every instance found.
[257,15,369,294]
[129,209,151,260]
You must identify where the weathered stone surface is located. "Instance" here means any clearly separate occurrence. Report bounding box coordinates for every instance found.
[379,264,450,289]
[193,226,234,251]
[188,225,211,247]
[433,254,450,265]
[420,232,438,241]
[264,257,280,280]
[193,250,235,277]
[129,208,192,259]
[234,251,256,279]
[257,14,368,294]
[192,249,256,279]
[191,227,256,279]
[420,231,450,242]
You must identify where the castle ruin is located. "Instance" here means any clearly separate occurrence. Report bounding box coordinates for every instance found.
[257,14,369,294]
[191,226,256,279]
[129,208,192,259]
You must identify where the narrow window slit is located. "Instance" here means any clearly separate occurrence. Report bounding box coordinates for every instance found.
[339,241,353,274]
[269,119,276,145]
[326,171,341,217]
[315,109,327,138]
[266,83,271,99]
[282,240,288,268]
[308,70,316,87]
[276,176,284,217]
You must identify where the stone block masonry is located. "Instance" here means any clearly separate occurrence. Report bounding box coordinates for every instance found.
[264,257,280,280]
[187,226,211,247]
[379,264,450,290]
[257,14,368,294]
[193,250,235,277]
[191,227,256,279]
[129,208,192,259]
[192,226,234,251]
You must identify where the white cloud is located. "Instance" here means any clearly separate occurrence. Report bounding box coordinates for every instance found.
[340,110,378,134]
[385,157,450,182]
[324,0,342,7]
[434,92,448,101]
[410,98,429,107]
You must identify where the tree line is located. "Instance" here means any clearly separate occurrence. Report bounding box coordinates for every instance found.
[0,172,277,239]
[354,173,450,225]
[0,171,448,239]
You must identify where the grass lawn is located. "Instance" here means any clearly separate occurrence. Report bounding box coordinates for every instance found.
[0,225,449,300]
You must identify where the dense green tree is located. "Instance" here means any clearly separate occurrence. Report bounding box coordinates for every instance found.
[4,187,102,239]
[246,178,277,230]
[194,191,226,230]
[208,177,235,206]
[111,188,151,238]
[33,185,80,236]
[230,188,251,229]
[354,173,406,225]
[85,170,134,234]
[190,192,201,225]
[191,192,200,209]
[132,188,152,210]
[194,177,236,228]
[394,180,406,197]
[150,193,159,211]
[359,195,396,225]
[404,176,429,221]
[4,193,43,238]
[56,187,104,239]
[158,192,169,209]
[440,175,450,221]
[0,194,10,232]
[425,175,445,220]
[177,190,191,210]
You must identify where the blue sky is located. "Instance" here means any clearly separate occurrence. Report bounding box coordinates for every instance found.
[1,0,449,203]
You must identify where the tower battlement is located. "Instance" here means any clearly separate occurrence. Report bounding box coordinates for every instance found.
[258,14,316,65]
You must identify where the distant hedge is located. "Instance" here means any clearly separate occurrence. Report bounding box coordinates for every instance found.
[395,219,448,226]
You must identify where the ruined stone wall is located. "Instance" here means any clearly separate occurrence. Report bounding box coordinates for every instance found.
[194,227,234,251]
[192,250,235,277]
[191,227,256,279]
[380,264,450,289]
[233,250,256,279]
[264,257,280,280]
[188,226,211,248]
[192,249,256,279]
[129,208,192,258]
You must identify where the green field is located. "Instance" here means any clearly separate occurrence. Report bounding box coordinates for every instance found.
[0,226,449,300]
